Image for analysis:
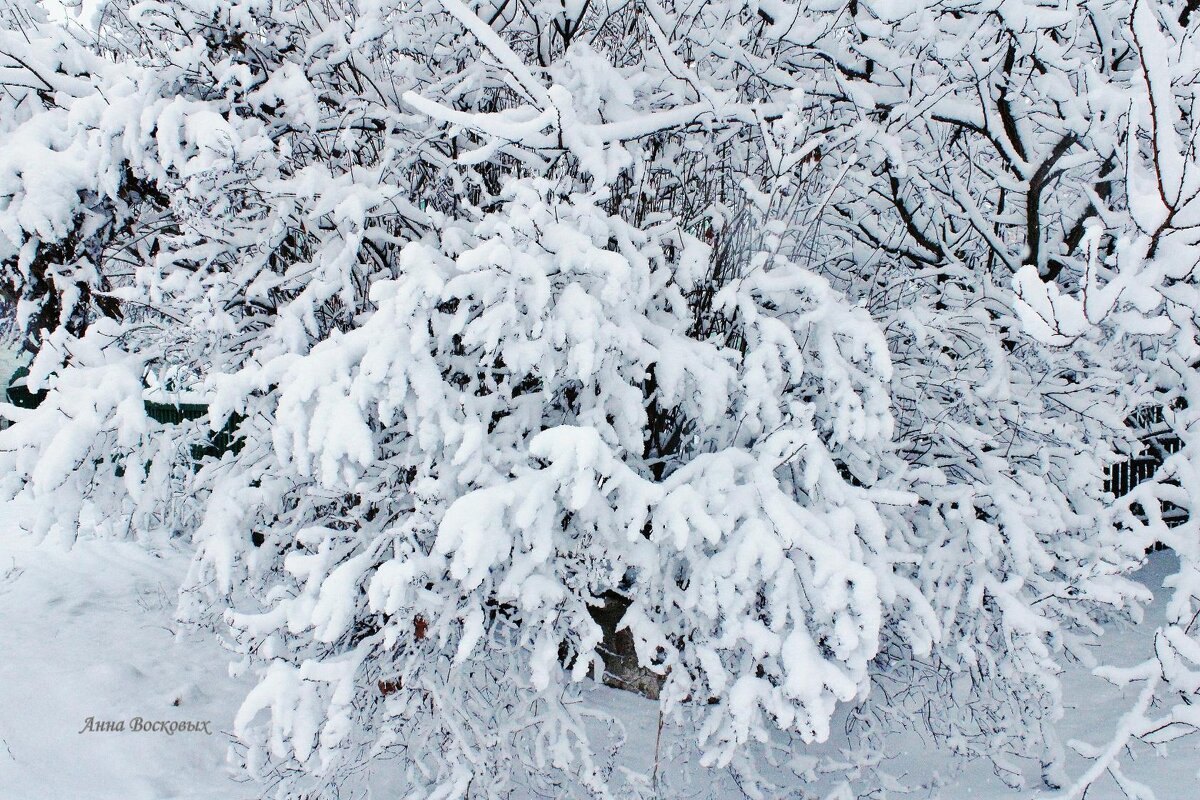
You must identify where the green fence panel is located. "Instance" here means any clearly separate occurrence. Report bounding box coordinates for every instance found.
[5,367,47,409]
[4,369,243,461]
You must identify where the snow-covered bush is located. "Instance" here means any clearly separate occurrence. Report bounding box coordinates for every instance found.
[1,0,1197,795]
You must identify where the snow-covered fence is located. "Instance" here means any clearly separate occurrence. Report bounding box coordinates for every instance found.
[1106,405,1187,528]
[1,368,240,458]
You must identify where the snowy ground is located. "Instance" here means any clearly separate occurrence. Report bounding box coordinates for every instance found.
[0,342,23,389]
[0,507,255,800]
[586,548,1200,800]
[0,509,1194,799]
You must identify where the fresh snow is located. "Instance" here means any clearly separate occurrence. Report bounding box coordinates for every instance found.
[0,507,1193,799]
[0,343,23,388]
[2,0,1199,795]
[0,506,255,800]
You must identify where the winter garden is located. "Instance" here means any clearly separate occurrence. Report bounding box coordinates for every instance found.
[1,0,1200,796]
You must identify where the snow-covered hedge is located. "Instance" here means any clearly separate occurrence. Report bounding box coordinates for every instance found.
[1,0,1198,796]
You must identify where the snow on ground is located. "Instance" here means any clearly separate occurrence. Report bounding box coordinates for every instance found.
[867,549,1200,800]
[0,506,256,800]
[0,508,1194,800]
[576,549,1200,800]
[1048,551,1200,800]
[0,343,23,388]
